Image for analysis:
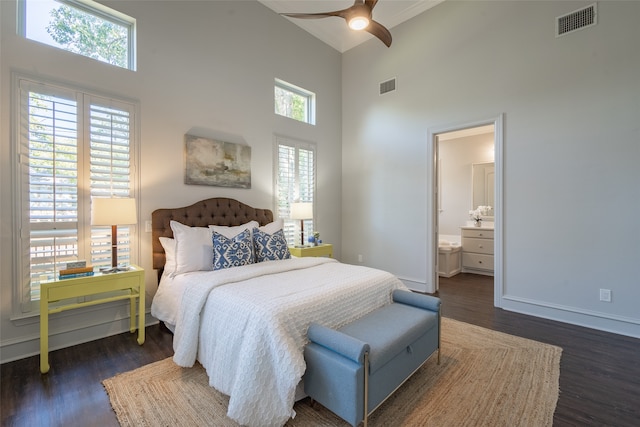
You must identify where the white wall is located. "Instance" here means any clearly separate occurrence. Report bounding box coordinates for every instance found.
[439,133,494,236]
[342,1,640,337]
[2,0,638,364]
[0,1,342,362]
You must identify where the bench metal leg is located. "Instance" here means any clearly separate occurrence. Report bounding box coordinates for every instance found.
[363,351,369,427]
[437,309,442,365]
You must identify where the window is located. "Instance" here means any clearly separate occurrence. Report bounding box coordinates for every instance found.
[14,76,138,311]
[274,136,316,246]
[274,79,315,125]
[18,0,136,70]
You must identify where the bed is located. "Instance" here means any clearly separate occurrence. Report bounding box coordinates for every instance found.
[150,198,408,427]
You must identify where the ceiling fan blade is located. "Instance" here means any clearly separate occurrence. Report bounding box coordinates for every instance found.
[282,1,391,48]
[281,10,344,20]
[366,20,392,47]
[365,0,379,11]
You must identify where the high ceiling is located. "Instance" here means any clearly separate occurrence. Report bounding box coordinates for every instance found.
[259,0,444,52]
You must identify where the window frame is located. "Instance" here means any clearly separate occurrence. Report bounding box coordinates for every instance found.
[17,0,137,71]
[274,79,316,125]
[273,135,317,247]
[11,72,140,315]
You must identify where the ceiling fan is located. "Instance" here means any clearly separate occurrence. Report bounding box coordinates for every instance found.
[281,0,392,47]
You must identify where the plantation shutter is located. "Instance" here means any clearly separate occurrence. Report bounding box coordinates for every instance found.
[16,77,137,312]
[18,81,82,310]
[274,136,316,246]
[87,100,134,267]
[297,146,315,205]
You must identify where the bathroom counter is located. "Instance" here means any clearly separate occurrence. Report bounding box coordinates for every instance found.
[461,223,494,230]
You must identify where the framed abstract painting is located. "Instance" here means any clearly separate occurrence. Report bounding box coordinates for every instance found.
[184,134,251,188]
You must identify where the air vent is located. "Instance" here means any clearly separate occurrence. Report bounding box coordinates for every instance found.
[556,3,597,37]
[379,78,396,95]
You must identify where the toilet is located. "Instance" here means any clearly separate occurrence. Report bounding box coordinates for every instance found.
[438,240,461,278]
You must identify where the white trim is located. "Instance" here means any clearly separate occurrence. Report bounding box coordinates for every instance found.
[18,0,137,71]
[11,72,25,313]
[502,295,640,339]
[427,114,504,304]
[426,130,437,294]
[397,276,429,293]
[493,114,504,308]
[11,71,141,316]
[274,79,316,125]
[1,308,156,364]
[273,134,318,245]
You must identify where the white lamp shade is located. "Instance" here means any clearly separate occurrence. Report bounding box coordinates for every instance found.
[290,202,313,220]
[91,197,137,226]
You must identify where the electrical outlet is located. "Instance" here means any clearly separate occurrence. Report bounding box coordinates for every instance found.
[145,220,152,233]
[599,289,612,302]
[358,254,363,263]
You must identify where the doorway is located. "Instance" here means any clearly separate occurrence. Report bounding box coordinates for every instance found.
[426,115,503,308]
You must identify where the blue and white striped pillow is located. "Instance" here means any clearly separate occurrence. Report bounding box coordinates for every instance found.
[212,229,255,270]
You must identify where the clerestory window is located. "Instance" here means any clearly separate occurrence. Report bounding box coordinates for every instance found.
[18,0,136,70]
[274,79,316,125]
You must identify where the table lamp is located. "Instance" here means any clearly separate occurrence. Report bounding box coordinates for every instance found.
[290,202,313,247]
[91,197,137,268]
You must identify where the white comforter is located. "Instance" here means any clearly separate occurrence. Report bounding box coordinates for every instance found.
[158,257,407,427]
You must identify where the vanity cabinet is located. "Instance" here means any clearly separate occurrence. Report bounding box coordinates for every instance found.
[461,227,494,275]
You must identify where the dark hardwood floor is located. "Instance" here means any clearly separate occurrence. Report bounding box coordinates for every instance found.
[437,274,640,427]
[1,273,639,426]
[1,325,174,427]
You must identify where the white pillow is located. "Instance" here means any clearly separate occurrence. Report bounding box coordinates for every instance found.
[170,220,214,275]
[159,236,176,277]
[209,221,259,239]
[257,218,284,234]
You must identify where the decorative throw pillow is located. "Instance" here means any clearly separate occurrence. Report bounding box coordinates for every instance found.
[256,218,284,235]
[209,221,259,239]
[170,220,214,275]
[159,237,176,277]
[212,229,255,270]
[253,228,291,262]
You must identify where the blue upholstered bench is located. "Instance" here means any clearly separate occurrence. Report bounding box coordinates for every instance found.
[303,290,441,427]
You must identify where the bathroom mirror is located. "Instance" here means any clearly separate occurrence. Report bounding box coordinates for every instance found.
[472,162,495,220]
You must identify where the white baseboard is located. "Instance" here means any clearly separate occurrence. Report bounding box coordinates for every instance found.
[399,277,433,293]
[502,295,640,339]
[0,312,158,365]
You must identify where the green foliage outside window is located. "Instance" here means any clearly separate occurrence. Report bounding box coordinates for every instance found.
[274,80,315,124]
[21,0,134,70]
[275,86,308,122]
[47,4,128,68]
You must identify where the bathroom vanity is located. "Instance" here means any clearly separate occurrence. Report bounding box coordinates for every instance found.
[461,226,494,275]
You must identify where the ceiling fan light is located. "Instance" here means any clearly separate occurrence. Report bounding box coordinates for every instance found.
[348,16,369,31]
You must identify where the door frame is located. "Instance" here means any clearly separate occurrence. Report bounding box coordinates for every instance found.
[426,114,504,308]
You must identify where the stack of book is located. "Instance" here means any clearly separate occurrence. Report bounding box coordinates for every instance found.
[59,261,94,279]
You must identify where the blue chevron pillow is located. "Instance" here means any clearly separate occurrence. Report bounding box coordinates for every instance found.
[212,229,255,270]
[253,228,291,262]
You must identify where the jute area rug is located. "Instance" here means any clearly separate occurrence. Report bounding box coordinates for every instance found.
[103,318,562,427]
